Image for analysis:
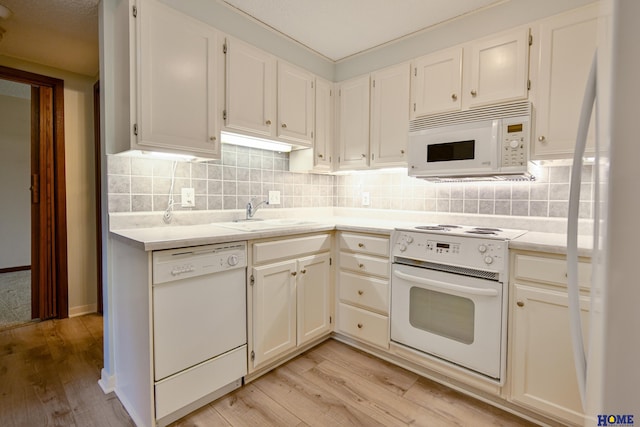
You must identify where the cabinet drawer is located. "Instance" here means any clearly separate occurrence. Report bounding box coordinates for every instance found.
[339,232,390,257]
[155,345,246,420]
[340,252,389,278]
[253,234,331,264]
[514,254,591,290]
[338,303,389,349]
[339,271,389,315]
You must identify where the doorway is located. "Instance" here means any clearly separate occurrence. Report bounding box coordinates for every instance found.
[0,65,68,328]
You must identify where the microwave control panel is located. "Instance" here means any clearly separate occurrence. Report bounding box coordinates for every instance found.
[501,117,529,168]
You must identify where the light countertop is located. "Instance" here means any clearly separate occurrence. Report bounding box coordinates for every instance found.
[111,213,593,257]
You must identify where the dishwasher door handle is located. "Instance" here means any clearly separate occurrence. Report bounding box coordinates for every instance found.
[393,269,498,297]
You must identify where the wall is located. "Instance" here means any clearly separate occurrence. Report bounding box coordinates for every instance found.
[108,150,593,220]
[107,144,335,214]
[335,164,594,219]
[0,93,31,269]
[0,56,98,316]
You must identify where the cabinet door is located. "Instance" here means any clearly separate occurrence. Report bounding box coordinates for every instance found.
[411,47,462,118]
[533,5,598,159]
[314,77,334,170]
[370,63,410,167]
[466,28,530,108]
[297,253,332,346]
[510,284,589,425]
[137,0,220,157]
[252,260,297,369]
[337,75,370,169]
[277,62,314,146]
[225,37,276,138]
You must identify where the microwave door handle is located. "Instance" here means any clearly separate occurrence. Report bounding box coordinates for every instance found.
[393,270,498,297]
[491,120,500,169]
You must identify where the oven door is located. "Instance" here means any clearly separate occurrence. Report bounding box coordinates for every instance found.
[391,263,503,379]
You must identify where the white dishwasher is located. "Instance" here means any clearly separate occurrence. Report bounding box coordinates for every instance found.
[152,242,247,426]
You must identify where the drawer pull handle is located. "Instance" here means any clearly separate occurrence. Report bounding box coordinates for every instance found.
[357,290,364,295]
[357,323,363,329]
[358,243,364,248]
[517,301,525,307]
[358,263,364,268]
[291,271,297,277]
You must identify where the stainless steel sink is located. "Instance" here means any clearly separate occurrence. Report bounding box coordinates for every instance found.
[214,218,319,232]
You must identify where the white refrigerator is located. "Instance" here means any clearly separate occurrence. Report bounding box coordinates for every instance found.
[567,0,640,424]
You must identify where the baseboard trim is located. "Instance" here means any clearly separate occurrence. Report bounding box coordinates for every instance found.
[98,368,116,394]
[69,304,98,317]
[0,265,31,274]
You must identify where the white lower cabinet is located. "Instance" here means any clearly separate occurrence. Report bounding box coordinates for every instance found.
[249,234,332,371]
[509,250,591,425]
[336,232,390,349]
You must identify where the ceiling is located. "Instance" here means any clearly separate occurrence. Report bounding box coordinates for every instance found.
[222,0,502,61]
[0,0,503,76]
[0,0,99,77]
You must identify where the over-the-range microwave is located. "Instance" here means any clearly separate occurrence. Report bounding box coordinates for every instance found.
[407,101,533,181]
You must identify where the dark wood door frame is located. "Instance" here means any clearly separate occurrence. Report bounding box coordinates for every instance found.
[0,65,68,320]
[93,80,103,314]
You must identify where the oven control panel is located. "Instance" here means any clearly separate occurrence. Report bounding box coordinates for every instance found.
[393,231,507,274]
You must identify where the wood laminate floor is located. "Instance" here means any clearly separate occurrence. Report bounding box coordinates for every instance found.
[0,315,537,426]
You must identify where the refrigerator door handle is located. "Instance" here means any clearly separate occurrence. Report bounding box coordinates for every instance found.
[567,51,598,410]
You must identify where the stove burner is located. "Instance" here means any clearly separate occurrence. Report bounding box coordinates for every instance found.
[473,227,503,232]
[465,230,498,235]
[438,224,462,228]
[415,226,447,231]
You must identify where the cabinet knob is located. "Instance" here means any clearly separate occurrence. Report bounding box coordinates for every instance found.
[538,135,546,142]
[470,90,477,97]
[281,123,287,129]
[301,269,307,274]
[358,243,364,248]
[291,271,297,277]
[358,263,364,268]
[361,153,366,158]
[266,120,272,125]
[451,93,458,101]
[209,136,216,141]
[516,301,524,307]
[357,290,364,295]
[357,323,363,329]
[401,149,405,155]
[318,153,324,158]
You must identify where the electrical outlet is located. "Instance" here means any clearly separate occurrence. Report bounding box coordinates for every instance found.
[362,192,370,206]
[181,188,195,208]
[268,190,281,205]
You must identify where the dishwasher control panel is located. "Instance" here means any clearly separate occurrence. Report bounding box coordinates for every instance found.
[153,242,247,284]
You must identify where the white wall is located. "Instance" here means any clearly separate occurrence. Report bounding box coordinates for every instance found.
[0,93,31,269]
[0,55,98,316]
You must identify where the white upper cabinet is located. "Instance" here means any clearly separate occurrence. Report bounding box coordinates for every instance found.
[464,27,531,108]
[224,37,277,138]
[277,62,314,146]
[108,0,222,158]
[370,63,410,167]
[313,77,334,170]
[411,47,463,118]
[337,75,371,169]
[532,4,598,159]
[410,27,530,119]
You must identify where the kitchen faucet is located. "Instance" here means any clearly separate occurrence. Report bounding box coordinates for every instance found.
[246,197,269,220]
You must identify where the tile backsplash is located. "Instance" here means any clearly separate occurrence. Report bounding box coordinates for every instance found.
[107,144,334,213]
[108,145,594,219]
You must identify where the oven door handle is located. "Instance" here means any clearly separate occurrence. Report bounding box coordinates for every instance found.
[393,270,499,297]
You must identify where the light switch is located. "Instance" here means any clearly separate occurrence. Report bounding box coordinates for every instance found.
[181,188,195,208]
[362,192,370,206]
